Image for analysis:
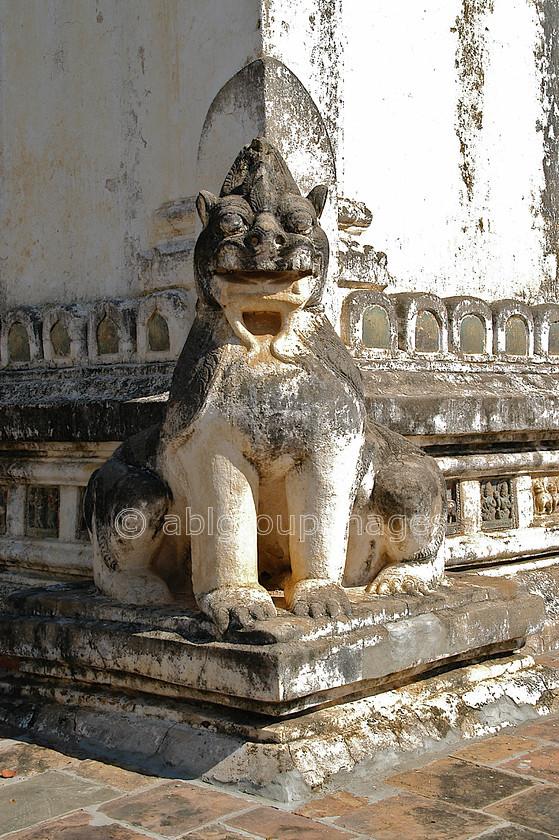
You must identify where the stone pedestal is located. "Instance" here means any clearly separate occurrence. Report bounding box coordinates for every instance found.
[1,562,558,799]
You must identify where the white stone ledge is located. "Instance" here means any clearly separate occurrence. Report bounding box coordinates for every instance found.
[446,527,559,568]
[0,537,92,576]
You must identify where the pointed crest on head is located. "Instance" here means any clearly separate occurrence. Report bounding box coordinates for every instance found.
[220,137,301,209]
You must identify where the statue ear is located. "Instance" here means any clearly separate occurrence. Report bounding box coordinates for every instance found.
[196,190,218,227]
[306,185,328,219]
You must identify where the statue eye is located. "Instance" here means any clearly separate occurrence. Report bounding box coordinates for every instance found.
[218,213,247,236]
[285,212,314,234]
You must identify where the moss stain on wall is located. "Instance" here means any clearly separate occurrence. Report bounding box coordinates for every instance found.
[453,0,494,204]
[536,0,559,299]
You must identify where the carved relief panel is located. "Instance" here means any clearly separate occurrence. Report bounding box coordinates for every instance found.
[25,486,60,539]
[480,478,517,530]
[446,480,461,535]
[76,486,90,542]
[532,476,559,520]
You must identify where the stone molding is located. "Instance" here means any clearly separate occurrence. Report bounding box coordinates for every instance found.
[2,289,559,367]
[4,442,559,577]
[0,290,194,369]
[340,290,558,361]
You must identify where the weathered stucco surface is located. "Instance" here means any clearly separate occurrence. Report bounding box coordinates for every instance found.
[343,0,556,302]
[0,0,261,306]
[5,1,559,309]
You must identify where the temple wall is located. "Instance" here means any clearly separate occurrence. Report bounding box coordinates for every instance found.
[2,1,559,580]
[0,0,261,307]
[2,1,557,309]
[343,0,557,302]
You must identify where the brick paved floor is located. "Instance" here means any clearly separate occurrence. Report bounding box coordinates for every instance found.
[1,679,559,838]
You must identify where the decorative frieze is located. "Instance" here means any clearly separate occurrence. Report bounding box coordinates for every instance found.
[4,447,559,577]
[2,290,559,368]
[341,290,559,362]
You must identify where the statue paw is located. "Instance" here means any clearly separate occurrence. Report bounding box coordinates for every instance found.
[198,585,277,634]
[366,566,432,596]
[284,579,352,619]
[95,568,173,606]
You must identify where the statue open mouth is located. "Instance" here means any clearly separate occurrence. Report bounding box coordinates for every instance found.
[215,277,311,353]
[211,269,315,349]
[242,311,282,337]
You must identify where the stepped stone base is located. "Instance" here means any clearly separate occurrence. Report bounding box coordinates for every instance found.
[1,562,558,799]
[0,654,557,801]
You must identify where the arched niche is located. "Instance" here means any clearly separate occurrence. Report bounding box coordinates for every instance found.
[391,293,449,355]
[415,310,441,353]
[549,322,559,355]
[42,306,87,365]
[1,308,41,367]
[532,303,559,357]
[97,316,119,356]
[148,312,170,352]
[136,290,195,361]
[340,291,397,355]
[50,321,71,357]
[460,314,486,354]
[505,315,528,356]
[8,323,31,362]
[444,296,492,357]
[491,300,534,357]
[363,305,391,349]
[87,301,136,363]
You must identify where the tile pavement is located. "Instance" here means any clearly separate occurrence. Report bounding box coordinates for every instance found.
[1,679,559,838]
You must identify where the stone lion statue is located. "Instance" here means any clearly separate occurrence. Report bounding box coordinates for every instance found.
[85,138,446,633]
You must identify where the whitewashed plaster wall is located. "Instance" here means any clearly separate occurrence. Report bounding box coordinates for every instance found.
[0,0,261,307]
[2,0,558,310]
[342,0,557,303]
[260,0,343,175]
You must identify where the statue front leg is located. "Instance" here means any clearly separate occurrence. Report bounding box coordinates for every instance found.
[283,439,363,618]
[178,437,277,633]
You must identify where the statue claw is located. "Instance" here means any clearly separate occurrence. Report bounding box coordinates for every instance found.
[199,585,277,633]
[366,567,433,597]
[286,579,352,620]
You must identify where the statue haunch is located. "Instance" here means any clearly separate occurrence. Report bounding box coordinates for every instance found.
[85,138,446,634]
